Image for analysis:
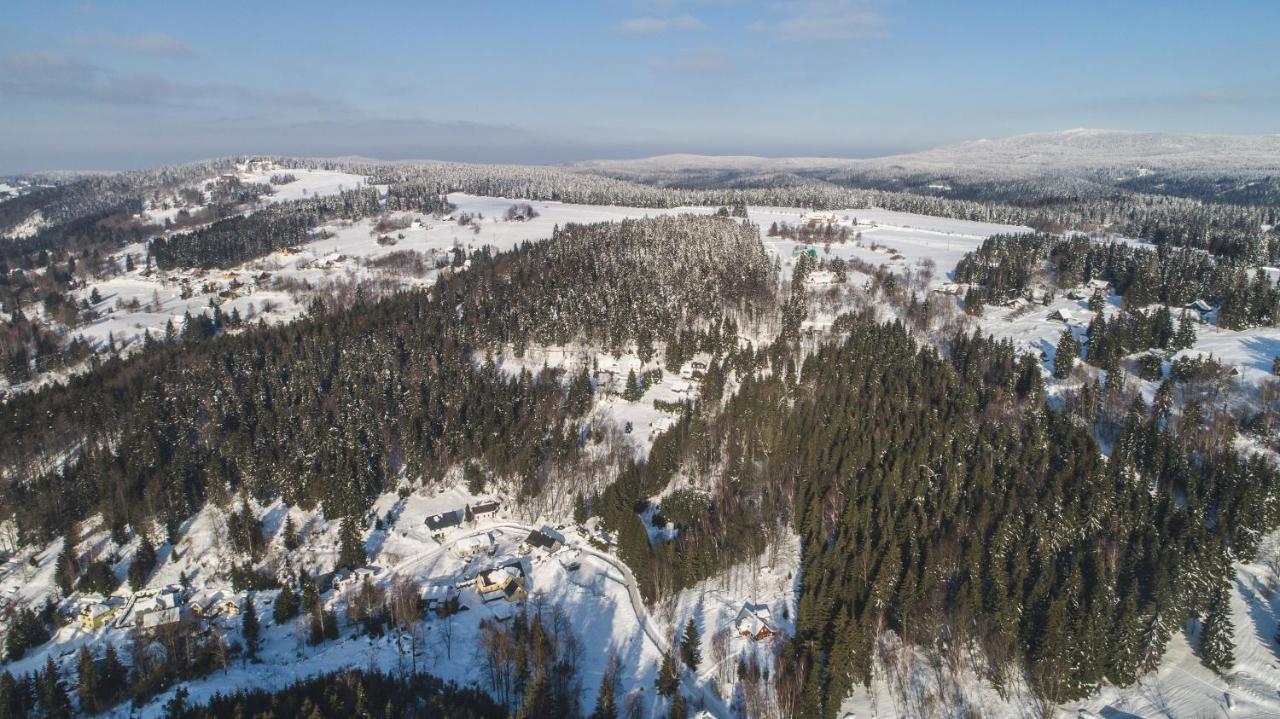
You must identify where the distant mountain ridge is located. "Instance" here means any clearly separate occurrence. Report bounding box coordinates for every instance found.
[569,129,1280,179]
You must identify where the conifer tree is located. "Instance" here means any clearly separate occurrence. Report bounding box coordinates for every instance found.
[336,516,366,571]
[679,618,701,671]
[1053,328,1078,379]
[274,582,300,623]
[668,691,687,719]
[242,596,261,660]
[37,656,72,719]
[1200,583,1235,673]
[128,532,157,591]
[590,655,618,719]
[76,647,99,714]
[1174,310,1197,349]
[282,514,299,551]
[622,369,643,402]
[655,649,679,697]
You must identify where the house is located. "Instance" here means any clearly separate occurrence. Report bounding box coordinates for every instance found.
[1066,287,1088,300]
[690,360,707,371]
[1005,297,1029,310]
[521,527,564,554]
[670,380,691,395]
[79,600,123,631]
[790,246,818,258]
[425,510,464,532]
[1048,309,1075,323]
[453,532,496,558]
[734,602,776,641]
[193,591,242,618]
[420,584,461,615]
[140,606,184,630]
[1186,299,1213,318]
[933,282,966,296]
[476,562,528,603]
[471,500,501,518]
[1086,278,1112,293]
[801,212,838,226]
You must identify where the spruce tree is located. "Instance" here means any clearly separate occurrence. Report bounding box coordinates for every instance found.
[1200,583,1235,674]
[1053,328,1078,379]
[622,369,643,401]
[282,514,299,551]
[655,649,679,697]
[242,596,261,660]
[76,647,99,714]
[1174,310,1197,349]
[679,618,701,671]
[274,582,301,623]
[668,691,687,719]
[590,660,617,719]
[128,532,157,591]
[336,516,366,571]
[37,656,72,719]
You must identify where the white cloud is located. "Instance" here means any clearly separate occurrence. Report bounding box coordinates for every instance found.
[752,0,885,41]
[71,31,193,56]
[618,14,705,33]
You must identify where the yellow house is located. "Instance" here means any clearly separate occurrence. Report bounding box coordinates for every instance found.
[476,565,527,603]
[79,602,121,630]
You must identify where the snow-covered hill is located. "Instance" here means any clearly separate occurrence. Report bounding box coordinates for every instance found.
[569,129,1280,181]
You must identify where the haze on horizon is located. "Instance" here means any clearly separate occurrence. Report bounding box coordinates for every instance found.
[1,0,1276,174]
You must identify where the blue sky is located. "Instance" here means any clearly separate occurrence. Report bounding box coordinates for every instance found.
[1,0,1276,172]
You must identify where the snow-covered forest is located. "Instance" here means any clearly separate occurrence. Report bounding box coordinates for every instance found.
[1,149,1278,719]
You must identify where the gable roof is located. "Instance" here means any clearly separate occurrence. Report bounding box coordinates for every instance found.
[425,509,463,531]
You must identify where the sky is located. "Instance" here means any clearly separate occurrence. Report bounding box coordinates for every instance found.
[0,0,1277,173]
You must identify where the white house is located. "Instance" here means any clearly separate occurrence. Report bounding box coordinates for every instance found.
[453,532,496,558]
[801,211,838,226]
[734,602,776,641]
[1048,309,1075,323]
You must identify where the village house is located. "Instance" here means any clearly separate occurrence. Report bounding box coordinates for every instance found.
[1086,278,1112,294]
[1048,308,1075,323]
[521,527,565,555]
[452,532,496,558]
[78,599,123,631]
[425,509,464,533]
[734,602,776,641]
[475,563,528,603]
[800,211,838,227]
[471,500,501,518]
[1005,297,1030,310]
[134,587,186,631]
[1186,299,1214,319]
[420,584,460,616]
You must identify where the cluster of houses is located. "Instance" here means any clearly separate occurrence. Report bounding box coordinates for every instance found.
[77,586,242,633]
[424,499,501,539]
